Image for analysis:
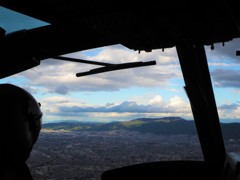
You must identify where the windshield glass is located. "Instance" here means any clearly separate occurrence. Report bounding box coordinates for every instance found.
[0,45,204,179]
[0,6,49,34]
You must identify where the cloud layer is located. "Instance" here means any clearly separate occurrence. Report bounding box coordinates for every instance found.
[40,95,193,123]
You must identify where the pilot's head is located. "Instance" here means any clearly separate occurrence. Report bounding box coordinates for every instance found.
[0,84,42,165]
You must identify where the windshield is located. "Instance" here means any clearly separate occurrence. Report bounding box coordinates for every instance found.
[1,45,204,179]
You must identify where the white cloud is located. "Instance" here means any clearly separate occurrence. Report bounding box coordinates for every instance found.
[217,102,240,120]
[149,95,164,105]
[169,96,187,106]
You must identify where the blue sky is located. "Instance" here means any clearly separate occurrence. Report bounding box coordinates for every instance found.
[1,6,240,123]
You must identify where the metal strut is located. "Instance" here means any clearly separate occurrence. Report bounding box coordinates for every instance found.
[176,42,226,168]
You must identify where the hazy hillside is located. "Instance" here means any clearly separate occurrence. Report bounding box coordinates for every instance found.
[42,117,240,140]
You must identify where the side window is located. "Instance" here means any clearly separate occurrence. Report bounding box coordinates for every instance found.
[205,39,240,154]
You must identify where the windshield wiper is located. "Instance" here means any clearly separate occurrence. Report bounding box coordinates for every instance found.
[52,56,156,77]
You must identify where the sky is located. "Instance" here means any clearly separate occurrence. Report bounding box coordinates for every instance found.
[1,7,240,124]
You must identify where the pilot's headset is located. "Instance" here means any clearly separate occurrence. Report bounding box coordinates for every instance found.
[0,83,42,165]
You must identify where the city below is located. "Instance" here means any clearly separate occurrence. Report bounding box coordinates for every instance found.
[26,117,240,180]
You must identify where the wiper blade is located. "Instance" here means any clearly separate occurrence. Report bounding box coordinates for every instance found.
[76,61,156,77]
[52,56,156,77]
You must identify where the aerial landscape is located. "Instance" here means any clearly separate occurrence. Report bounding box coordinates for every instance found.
[26,117,240,180]
[1,1,240,180]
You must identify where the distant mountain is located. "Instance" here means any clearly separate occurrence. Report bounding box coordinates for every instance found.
[42,117,194,134]
[220,123,240,140]
[42,117,240,140]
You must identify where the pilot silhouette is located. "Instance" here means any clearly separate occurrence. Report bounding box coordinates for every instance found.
[0,84,42,179]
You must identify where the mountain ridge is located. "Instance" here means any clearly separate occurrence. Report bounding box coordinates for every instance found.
[42,117,240,140]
